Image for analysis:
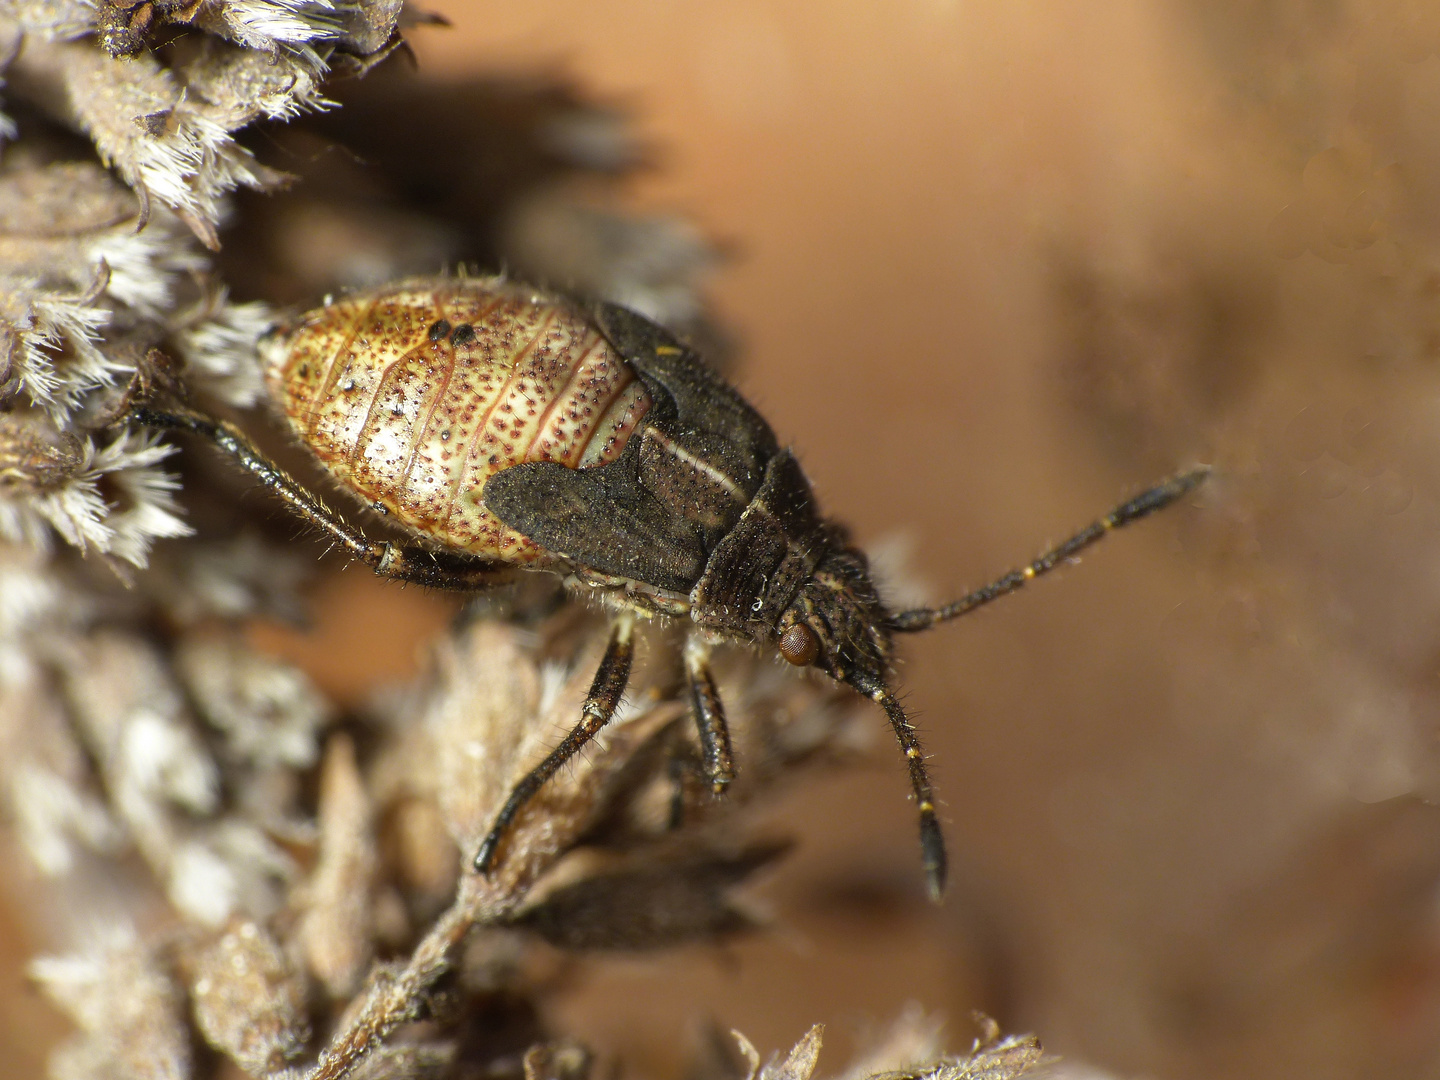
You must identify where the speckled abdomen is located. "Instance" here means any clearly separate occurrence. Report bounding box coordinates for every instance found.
[260,278,652,562]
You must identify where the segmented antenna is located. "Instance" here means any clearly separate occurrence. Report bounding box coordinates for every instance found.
[887,466,1209,633]
[849,671,947,900]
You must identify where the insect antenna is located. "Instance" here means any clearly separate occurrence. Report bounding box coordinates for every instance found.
[849,672,947,901]
[887,465,1209,633]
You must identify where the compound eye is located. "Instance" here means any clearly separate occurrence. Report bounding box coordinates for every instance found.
[778,623,820,667]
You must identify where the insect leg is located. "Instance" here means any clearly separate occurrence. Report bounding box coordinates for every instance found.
[849,672,947,901]
[474,614,636,873]
[130,406,509,590]
[887,465,1209,632]
[684,636,736,795]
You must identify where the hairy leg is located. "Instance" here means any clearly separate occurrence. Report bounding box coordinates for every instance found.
[473,614,636,873]
[132,405,510,590]
[683,635,736,795]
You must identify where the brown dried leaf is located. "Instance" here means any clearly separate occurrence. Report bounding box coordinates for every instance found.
[418,619,546,852]
[296,733,378,999]
[59,629,217,821]
[47,1036,114,1080]
[508,841,786,950]
[186,918,310,1075]
[768,1027,823,1080]
[384,795,457,915]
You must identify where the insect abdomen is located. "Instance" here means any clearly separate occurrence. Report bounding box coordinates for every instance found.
[260,279,651,562]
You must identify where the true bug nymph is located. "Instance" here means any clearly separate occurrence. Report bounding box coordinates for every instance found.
[132,278,1206,899]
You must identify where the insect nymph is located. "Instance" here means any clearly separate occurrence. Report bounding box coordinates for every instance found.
[133,277,1205,898]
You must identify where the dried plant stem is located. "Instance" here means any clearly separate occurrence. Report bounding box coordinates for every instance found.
[311,878,516,1080]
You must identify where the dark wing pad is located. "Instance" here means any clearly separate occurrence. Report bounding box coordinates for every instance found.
[592,303,778,494]
[483,456,706,593]
[638,428,752,539]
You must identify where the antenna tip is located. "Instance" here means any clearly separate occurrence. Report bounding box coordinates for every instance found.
[1177,463,1212,490]
[920,809,948,902]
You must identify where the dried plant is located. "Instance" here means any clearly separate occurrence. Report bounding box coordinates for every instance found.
[0,3,1044,1079]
